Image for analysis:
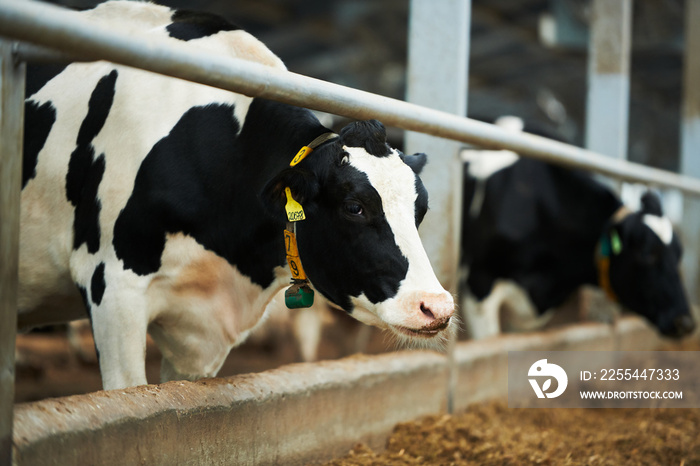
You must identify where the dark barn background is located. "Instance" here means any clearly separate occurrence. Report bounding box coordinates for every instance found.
[44,0,686,172]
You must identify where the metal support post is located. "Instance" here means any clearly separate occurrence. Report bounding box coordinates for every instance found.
[405,0,470,294]
[585,0,632,161]
[0,39,25,464]
[405,0,471,415]
[680,1,700,307]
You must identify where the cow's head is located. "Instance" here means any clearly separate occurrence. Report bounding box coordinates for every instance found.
[605,192,695,338]
[263,120,455,346]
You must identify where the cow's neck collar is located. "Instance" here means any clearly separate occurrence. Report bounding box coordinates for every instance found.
[595,205,630,302]
[282,132,337,308]
[289,132,338,166]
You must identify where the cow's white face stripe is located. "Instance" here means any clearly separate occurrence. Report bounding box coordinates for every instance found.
[344,146,419,264]
[643,214,673,245]
[344,146,445,323]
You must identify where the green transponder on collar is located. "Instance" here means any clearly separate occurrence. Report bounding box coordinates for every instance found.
[611,230,622,254]
[285,283,315,309]
[600,230,622,257]
[600,234,611,257]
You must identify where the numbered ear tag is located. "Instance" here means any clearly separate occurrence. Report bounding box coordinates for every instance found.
[290,146,313,167]
[284,228,307,280]
[286,256,307,280]
[284,187,305,222]
[284,229,299,256]
[597,256,617,302]
[283,227,314,308]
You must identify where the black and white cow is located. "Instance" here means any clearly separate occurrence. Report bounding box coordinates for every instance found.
[460,117,695,339]
[19,1,454,390]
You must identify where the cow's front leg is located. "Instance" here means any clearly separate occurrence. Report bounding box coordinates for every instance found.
[497,281,553,332]
[461,289,501,339]
[90,305,149,390]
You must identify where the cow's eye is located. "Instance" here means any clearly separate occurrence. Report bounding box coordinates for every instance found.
[344,201,364,216]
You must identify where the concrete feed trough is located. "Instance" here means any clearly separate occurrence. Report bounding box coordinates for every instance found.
[12,317,660,465]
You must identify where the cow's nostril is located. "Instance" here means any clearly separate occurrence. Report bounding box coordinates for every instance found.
[420,302,434,319]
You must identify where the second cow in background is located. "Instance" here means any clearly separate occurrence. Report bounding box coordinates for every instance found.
[460,117,695,339]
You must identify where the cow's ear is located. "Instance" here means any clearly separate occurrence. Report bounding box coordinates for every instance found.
[401,152,427,175]
[641,191,663,216]
[261,168,319,219]
[339,119,389,156]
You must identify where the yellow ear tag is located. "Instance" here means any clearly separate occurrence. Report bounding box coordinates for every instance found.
[284,187,305,222]
[290,146,313,167]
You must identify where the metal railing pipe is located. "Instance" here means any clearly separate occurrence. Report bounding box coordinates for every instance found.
[1,0,700,195]
[12,41,79,64]
[0,38,25,464]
